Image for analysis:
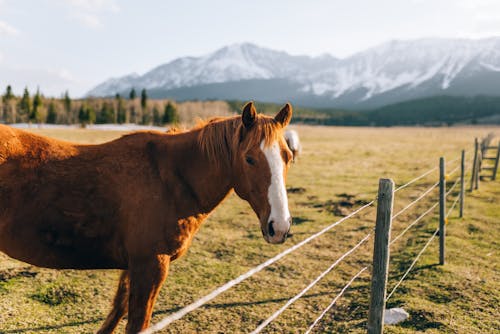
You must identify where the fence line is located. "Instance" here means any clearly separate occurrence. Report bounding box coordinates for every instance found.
[385,159,468,304]
[142,138,487,334]
[142,199,376,333]
[385,228,440,302]
[304,266,369,334]
[392,181,439,220]
[250,233,372,334]
[390,201,439,246]
[393,154,463,194]
[264,142,484,332]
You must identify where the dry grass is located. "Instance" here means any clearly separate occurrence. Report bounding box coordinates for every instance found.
[0,125,499,334]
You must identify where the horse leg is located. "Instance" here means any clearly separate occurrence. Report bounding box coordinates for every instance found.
[97,270,130,334]
[126,255,170,334]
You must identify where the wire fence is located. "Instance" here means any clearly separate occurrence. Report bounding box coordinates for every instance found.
[447,193,461,218]
[142,199,377,334]
[446,177,460,196]
[379,152,475,317]
[392,181,439,220]
[385,228,440,302]
[389,202,439,246]
[142,137,494,334]
[304,266,369,334]
[250,234,372,334]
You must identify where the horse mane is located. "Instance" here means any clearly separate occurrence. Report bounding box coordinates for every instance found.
[196,114,283,164]
[166,126,184,134]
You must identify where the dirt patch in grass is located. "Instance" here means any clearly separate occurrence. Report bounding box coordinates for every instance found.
[312,193,371,216]
[0,267,38,282]
[31,283,83,306]
[287,187,307,194]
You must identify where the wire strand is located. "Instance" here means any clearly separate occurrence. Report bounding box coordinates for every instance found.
[392,181,439,220]
[141,200,376,334]
[394,167,437,193]
[390,201,439,246]
[445,177,460,196]
[446,156,461,166]
[446,193,460,218]
[304,266,369,334]
[250,234,372,334]
[385,228,439,302]
[447,164,460,178]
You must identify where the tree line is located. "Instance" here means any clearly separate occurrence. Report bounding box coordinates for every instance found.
[229,95,500,126]
[0,86,179,126]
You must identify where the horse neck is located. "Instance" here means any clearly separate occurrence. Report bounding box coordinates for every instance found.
[161,129,234,216]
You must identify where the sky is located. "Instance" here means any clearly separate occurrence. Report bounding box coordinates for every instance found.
[1,0,500,97]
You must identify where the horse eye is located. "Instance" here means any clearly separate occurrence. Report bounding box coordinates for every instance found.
[246,156,255,165]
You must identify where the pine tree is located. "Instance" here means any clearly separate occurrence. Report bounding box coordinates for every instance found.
[3,85,14,101]
[129,88,136,100]
[97,102,115,124]
[31,89,43,123]
[129,88,138,123]
[78,104,87,125]
[64,91,72,124]
[153,106,161,125]
[87,106,96,124]
[115,94,126,124]
[46,100,57,124]
[162,102,179,124]
[141,89,147,110]
[20,87,32,120]
[2,85,15,123]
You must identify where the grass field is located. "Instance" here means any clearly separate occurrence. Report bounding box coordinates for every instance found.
[0,125,499,334]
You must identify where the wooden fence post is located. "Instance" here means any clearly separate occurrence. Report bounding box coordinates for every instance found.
[470,138,478,192]
[367,178,394,334]
[459,150,465,218]
[475,149,481,190]
[493,142,500,181]
[439,157,446,265]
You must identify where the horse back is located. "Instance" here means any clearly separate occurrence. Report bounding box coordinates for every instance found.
[0,126,138,269]
[0,124,78,166]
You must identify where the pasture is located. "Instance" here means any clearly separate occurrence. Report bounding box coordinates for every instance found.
[0,125,499,333]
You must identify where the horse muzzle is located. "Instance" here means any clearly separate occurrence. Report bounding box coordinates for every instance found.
[261,217,291,244]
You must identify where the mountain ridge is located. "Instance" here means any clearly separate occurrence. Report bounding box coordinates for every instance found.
[87,38,500,109]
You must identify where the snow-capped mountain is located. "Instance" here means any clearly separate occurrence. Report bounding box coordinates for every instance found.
[87,38,500,109]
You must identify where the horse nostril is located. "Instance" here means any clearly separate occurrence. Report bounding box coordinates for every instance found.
[268,221,275,237]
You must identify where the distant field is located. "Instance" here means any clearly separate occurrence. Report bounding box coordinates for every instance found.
[0,125,499,333]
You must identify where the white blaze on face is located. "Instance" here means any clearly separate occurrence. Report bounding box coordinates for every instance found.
[260,140,291,231]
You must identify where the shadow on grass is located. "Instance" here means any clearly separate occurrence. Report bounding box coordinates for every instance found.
[399,309,446,331]
[152,290,334,315]
[388,263,440,280]
[2,291,335,333]
[292,216,311,225]
[0,318,104,333]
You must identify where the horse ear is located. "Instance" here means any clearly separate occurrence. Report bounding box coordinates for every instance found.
[275,103,292,127]
[242,101,257,129]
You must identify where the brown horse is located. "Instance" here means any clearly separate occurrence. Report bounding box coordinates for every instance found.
[0,102,293,333]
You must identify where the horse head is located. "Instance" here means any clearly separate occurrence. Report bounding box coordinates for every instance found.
[232,102,293,244]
